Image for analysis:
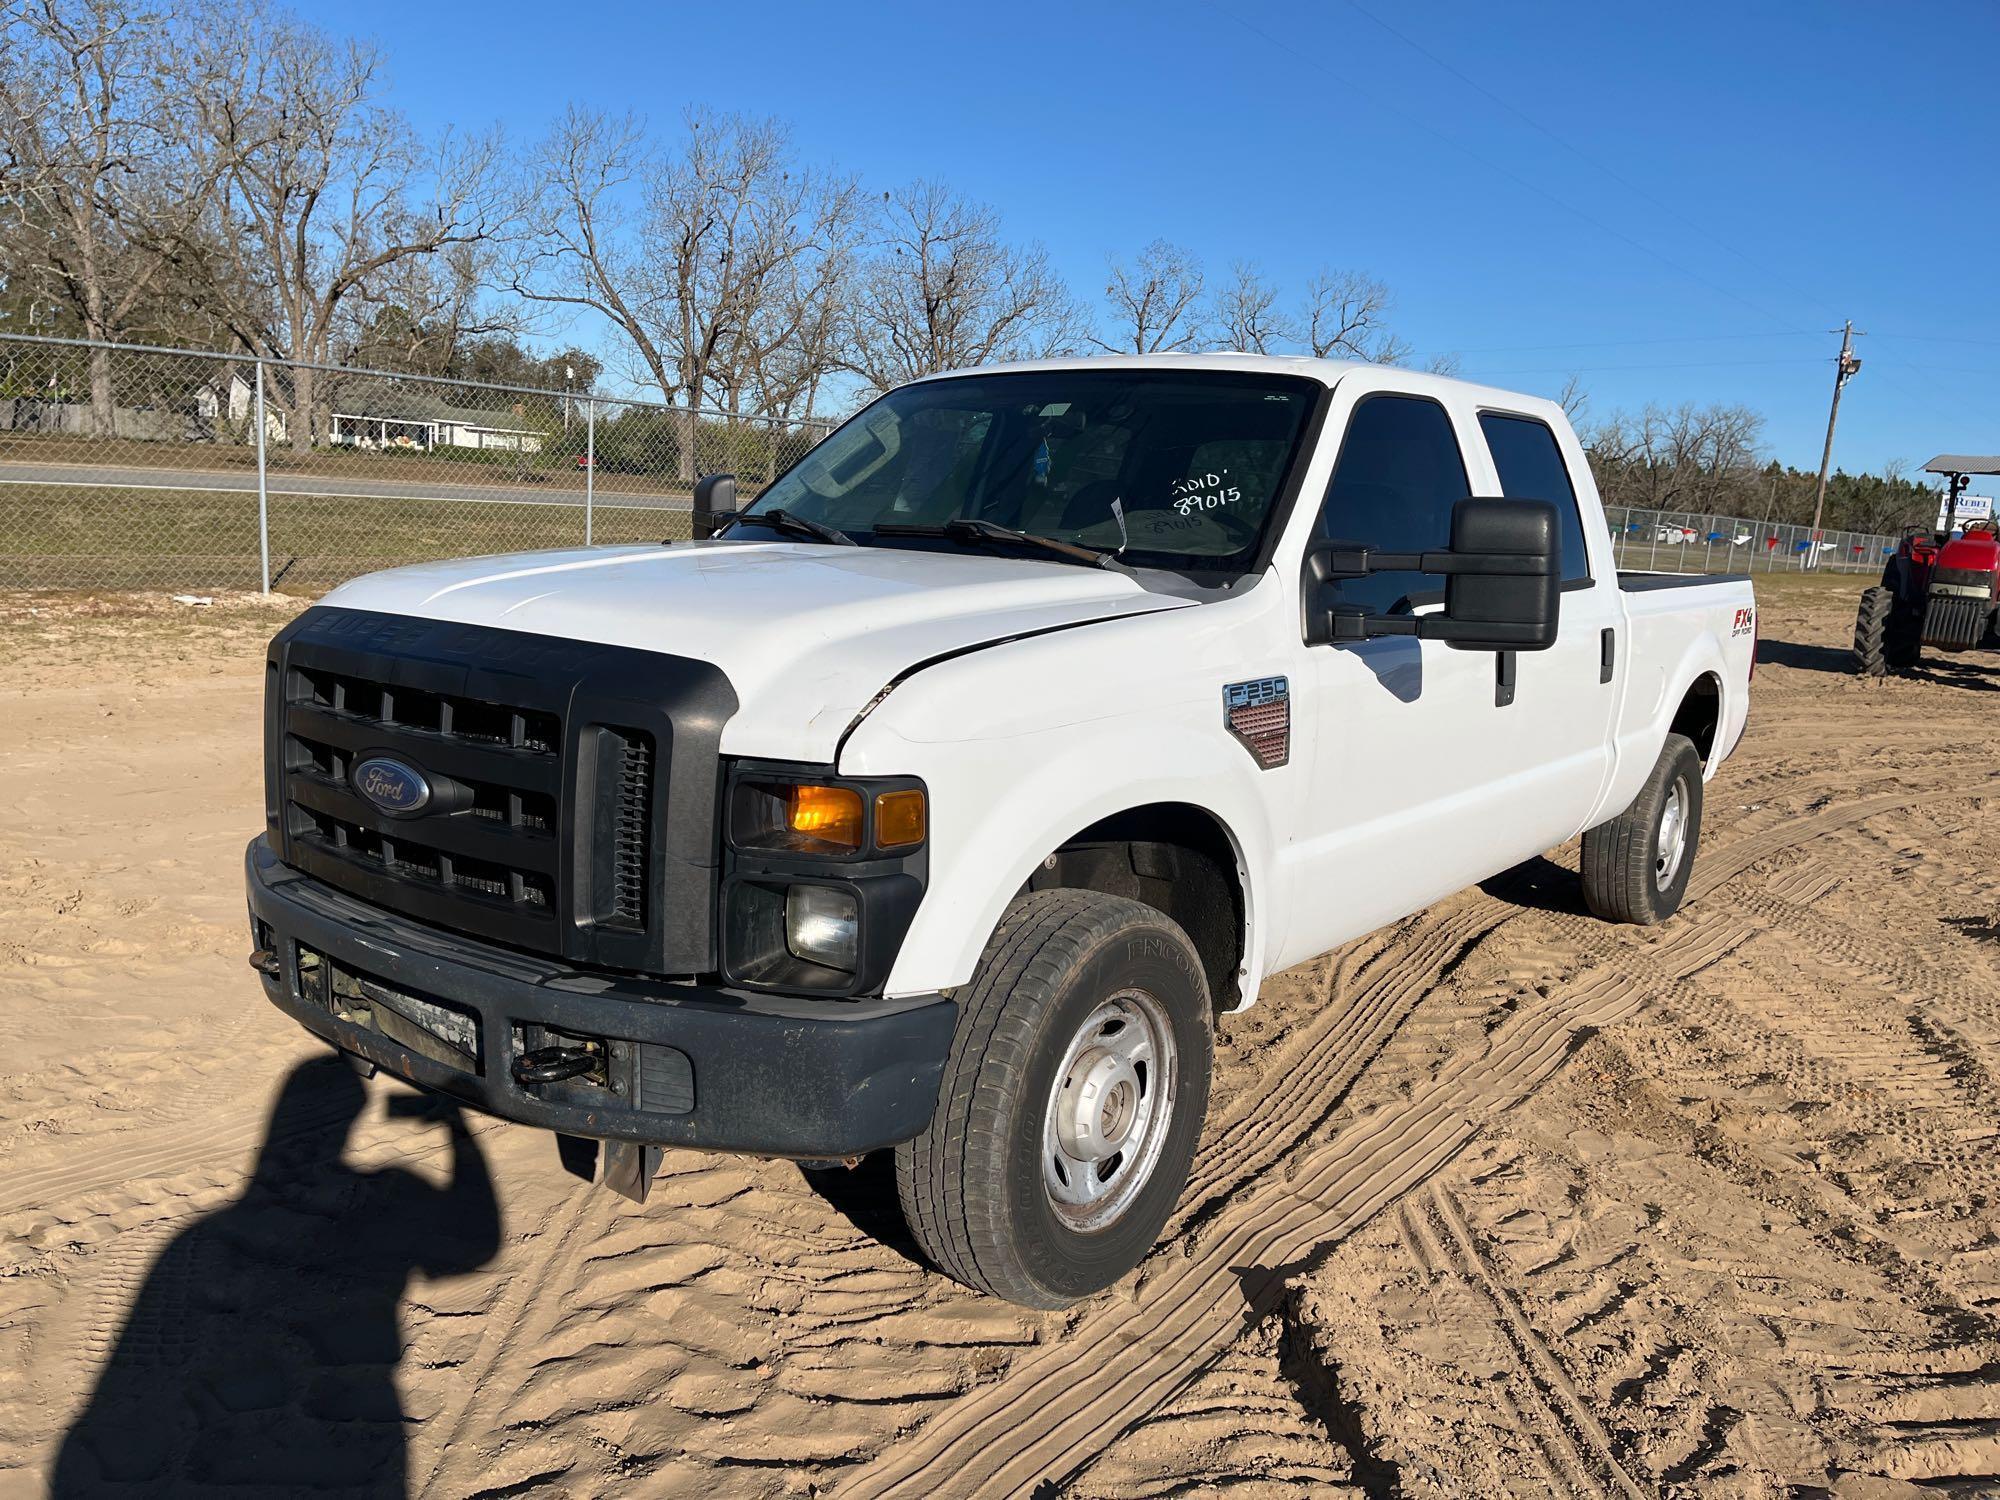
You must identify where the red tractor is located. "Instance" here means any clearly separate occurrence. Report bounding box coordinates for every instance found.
[1854,454,2000,676]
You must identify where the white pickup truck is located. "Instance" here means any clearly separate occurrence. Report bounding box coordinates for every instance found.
[246,354,1755,1307]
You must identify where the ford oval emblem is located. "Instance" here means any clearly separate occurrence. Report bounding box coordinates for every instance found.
[353,756,432,816]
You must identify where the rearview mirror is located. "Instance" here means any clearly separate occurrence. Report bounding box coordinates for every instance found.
[1302,497,1560,652]
[692,472,736,540]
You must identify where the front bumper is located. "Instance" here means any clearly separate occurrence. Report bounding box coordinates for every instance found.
[245,837,956,1156]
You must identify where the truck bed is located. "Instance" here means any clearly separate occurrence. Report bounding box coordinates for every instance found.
[1618,570,1753,593]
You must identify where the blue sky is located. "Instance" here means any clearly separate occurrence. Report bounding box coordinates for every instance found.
[324,0,1999,476]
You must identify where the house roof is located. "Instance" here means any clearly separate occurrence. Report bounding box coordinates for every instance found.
[330,377,538,433]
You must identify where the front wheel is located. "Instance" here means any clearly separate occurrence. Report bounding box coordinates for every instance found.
[1854,585,1893,676]
[895,890,1214,1308]
[1581,733,1704,926]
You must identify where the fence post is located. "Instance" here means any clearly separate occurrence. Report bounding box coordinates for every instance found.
[585,397,595,546]
[254,358,271,595]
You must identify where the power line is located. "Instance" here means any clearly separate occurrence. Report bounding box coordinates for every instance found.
[1465,356,1823,377]
[1212,4,1808,333]
[1866,331,2000,348]
[1340,0,1838,327]
[1445,330,1820,356]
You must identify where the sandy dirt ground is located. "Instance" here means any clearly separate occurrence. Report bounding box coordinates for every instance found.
[1,578,1997,1499]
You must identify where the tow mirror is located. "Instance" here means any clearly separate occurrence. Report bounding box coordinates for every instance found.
[692,472,736,540]
[1303,497,1560,651]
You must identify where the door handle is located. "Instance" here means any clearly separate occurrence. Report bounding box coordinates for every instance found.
[1600,627,1616,684]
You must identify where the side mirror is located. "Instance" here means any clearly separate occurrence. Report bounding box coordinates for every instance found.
[1303,497,1560,652]
[692,472,736,540]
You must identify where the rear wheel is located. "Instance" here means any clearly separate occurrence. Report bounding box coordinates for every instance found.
[1853,586,1892,676]
[895,889,1213,1308]
[1581,733,1704,926]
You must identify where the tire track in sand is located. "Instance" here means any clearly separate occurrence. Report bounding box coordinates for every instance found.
[1406,1183,1648,1500]
[838,789,1914,1499]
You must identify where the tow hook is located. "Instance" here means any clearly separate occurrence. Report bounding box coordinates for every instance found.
[513,1045,599,1086]
[248,947,280,979]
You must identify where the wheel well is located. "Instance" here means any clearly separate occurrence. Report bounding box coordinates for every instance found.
[1026,803,1245,1011]
[1671,673,1722,762]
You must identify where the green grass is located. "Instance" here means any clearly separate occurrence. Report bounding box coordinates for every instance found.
[1,484,692,591]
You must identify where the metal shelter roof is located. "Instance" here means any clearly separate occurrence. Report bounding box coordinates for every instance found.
[1923,454,2000,476]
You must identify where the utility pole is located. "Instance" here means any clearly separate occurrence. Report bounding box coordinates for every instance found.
[1807,320,1864,569]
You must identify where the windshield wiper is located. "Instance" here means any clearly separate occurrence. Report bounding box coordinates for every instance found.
[874,517,1119,569]
[724,508,856,546]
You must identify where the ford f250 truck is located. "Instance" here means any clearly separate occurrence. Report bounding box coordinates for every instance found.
[247,355,1755,1307]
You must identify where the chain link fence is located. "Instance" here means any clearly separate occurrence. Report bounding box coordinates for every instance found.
[0,333,834,591]
[1603,505,1898,578]
[3,333,1906,593]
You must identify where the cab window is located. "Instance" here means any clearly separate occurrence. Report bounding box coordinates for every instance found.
[1316,394,1470,614]
[1478,412,1591,583]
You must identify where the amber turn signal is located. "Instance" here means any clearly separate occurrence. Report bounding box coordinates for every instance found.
[874,788,927,848]
[788,784,864,851]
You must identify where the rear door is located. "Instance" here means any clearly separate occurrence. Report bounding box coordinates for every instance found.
[1471,408,1623,827]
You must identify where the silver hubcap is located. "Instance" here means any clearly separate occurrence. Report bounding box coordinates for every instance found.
[1042,990,1177,1232]
[1655,778,1689,889]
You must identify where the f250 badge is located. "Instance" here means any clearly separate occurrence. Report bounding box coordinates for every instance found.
[1223,677,1290,770]
[353,756,433,816]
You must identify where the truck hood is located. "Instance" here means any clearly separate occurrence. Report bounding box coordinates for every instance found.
[321,540,1192,761]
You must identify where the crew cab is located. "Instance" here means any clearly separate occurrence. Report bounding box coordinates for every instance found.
[246,355,1755,1307]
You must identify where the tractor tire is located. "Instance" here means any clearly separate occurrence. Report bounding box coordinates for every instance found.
[1853,586,1892,676]
[895,889,1213,1308]
[1884,593,1924,674]
[1581,733,1704,926]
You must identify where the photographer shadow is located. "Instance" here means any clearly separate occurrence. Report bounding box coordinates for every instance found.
[52,1054,501,1498]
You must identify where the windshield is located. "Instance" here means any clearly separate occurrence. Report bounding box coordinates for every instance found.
[737,369,1321,573]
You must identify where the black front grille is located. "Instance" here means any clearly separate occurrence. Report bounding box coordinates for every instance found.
[279,659,569,956]
[607,732,653,930]
[1925,593,1990,650]
[267,607,738,976]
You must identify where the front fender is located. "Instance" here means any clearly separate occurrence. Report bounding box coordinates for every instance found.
[842,704,1277,1007]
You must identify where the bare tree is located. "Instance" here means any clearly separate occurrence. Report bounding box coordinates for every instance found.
[0,0,221,430]
[344,239,526,376]
[1211,260,1291,354]
[654,112,860,429]
[736,172,865,424]
[179,7,512,448]
[1584,401,1765,514]
[1095,238,1205,354]
[1299,268,1407,364]
[1555,373,1589,423]
[506,109,660,378]
[842,180,1080,394]
[511,107,861,475]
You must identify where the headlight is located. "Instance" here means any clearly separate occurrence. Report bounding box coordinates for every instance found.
[721,764,928,996]
[731,776,925,857]
[786,885,859,970]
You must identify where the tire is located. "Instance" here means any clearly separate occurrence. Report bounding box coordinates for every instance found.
[1883,593,1924,674]
[895,889,1214,1308]
[1853,586,1892,676]
[1581,733,1704,926]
